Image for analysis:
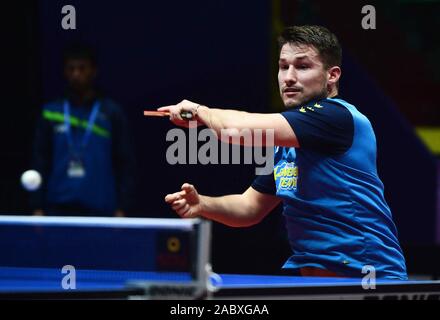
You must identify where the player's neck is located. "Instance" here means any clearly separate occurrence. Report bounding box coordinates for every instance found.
[69,88,96,106]
[327,87,338,99]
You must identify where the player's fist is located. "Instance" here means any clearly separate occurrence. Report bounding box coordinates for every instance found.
[164,183,203,219]
[158,100,204,128]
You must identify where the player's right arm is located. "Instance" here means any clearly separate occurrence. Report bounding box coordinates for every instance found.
[164,184,280,227]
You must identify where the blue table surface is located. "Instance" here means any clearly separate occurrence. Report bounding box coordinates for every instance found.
[0,267,411,293]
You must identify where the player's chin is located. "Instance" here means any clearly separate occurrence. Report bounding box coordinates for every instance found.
[283,98,301,108]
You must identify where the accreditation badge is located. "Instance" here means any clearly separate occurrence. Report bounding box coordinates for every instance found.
[67,159,86,178]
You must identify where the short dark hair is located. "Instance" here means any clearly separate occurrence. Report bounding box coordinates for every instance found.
[63,43,97,66]
[278,25,342,69]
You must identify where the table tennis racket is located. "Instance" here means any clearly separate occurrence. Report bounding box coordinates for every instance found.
[143,111,194,120]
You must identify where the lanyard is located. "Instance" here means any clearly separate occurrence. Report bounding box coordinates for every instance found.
[63,100,100,157]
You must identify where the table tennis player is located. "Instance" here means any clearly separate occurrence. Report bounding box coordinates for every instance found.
[161,25,407,280]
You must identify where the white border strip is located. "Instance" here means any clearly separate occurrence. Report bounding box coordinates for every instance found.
[0,216,199,230]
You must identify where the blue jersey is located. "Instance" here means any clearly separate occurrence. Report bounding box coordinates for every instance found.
[31,96,135,215]
[253,97,407,280]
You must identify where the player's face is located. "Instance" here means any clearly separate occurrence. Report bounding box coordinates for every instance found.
[64,59,96,93]
[278,43,328,108]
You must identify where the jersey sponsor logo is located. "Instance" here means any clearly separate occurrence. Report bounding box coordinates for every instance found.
[274,161,298,191]
[298,103,324,113]
[314,103,324,109]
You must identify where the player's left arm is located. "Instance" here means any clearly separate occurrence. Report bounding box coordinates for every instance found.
[158,100,298,147]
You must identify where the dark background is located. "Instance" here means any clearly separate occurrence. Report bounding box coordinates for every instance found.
[0,0,439,277]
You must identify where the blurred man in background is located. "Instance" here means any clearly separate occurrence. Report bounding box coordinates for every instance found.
[30,44,136,217]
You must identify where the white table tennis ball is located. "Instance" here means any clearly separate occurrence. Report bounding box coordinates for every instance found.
[21,170,42,191]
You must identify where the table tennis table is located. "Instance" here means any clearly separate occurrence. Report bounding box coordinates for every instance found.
[1,267,440,299]
[0,215,439,300]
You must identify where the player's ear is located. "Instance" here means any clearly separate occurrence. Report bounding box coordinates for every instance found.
[327,66,341,87]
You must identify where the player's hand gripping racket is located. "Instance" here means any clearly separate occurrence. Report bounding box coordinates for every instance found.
[143,110,194,120]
